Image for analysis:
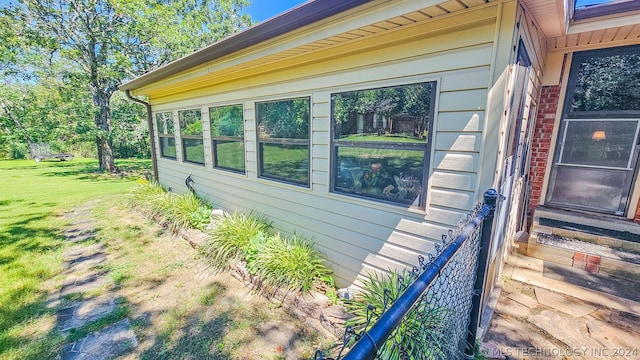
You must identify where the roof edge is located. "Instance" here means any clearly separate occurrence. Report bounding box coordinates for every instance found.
[120,0,372,92]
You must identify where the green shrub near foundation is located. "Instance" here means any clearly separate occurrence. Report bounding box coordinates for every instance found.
[128,180,335,295]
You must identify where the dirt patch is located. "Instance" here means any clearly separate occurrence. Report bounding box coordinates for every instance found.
[92,202,335,359]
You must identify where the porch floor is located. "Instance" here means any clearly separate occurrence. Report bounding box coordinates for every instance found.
[482,253,640,360]
[543,261,640,303]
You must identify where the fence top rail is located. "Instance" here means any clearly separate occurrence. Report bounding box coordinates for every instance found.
[320,189,497,360]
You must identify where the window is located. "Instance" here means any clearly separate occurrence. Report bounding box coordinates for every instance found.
[156,112,176,159]
[210,104,245,173]
[178,109,204,165]
[256,97,310,186]
[569,47,640,113]
[547,45,640,215]
[573,0,640,21]
[331,82,436,209]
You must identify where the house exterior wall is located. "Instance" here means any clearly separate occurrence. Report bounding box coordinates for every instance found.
[529,40,640,223]
[527,84,560,221]
[634,199,640,223]
[146,1,522,288]
[478,1,546,309]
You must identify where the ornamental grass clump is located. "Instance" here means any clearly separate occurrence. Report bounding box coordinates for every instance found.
[247,233,333,294]
[345,269,405,329]
[125,179,169,218]
[163,191,212,231]
[345,269,449,359]
[126,179,212,231]
[201,211,272,270]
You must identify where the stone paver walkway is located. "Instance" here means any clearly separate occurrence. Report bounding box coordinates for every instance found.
[55,202,138,360]
[62,319,137,360]
[482,253,640,360]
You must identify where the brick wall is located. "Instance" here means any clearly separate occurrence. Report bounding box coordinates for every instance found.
[634,196,640,223]
[527,85,560,222]
[527,86,640,224]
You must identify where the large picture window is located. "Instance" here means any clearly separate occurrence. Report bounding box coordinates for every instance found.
[179,109,204,165]
[331,82,436,209]
[210,104,245,173]
[156,112,176,159]
[256,97,310,186]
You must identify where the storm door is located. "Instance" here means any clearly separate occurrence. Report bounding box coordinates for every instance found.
[547,45,640,215]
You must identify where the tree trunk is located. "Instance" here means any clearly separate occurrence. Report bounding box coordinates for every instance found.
[0,101,33,144]
[93,89,116,172]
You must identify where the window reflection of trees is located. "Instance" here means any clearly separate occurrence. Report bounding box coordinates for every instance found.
[156,112,176,159]
[333,83,432,142]
[179,109,203,136]
[571,52,640,112]
[256,98,310,186]
[332,82,435,208]
[210,104,245,172]
[178,109,204,164]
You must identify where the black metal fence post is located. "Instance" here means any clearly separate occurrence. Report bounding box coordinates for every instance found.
[464,189,498,358]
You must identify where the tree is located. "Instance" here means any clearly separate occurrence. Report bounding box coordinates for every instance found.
[3,0,251,170]
[0,74,96,159]
[110,91,150,158]
[571,52,640,112]
[333,83,432,140]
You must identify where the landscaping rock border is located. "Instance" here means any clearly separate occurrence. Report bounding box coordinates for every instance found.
[178,225,353,340]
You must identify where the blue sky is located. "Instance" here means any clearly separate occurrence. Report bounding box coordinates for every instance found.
[245,0,308,22]
[0,1,618,16]
[0,0,309,20]
[575,0,616,8]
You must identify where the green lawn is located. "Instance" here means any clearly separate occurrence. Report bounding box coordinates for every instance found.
[0,158,149,360]
[215,140,245,171]
[183,141,205,164]
[261,143,309,184]
[340,133,426,143]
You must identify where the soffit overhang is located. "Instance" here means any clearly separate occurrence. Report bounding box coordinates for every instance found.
[121,0,500,98]
[520,0,640,52]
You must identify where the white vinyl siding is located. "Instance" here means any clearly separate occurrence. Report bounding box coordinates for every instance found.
[149,2,512,287]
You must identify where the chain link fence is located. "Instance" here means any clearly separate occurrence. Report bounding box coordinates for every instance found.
[316,190,497,360]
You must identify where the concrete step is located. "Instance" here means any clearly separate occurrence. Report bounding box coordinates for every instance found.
[533,207,640,249]
[527,233,640,282]
[503,253,640,315]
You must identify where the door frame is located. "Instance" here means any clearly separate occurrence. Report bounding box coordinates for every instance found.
[546,45,640,216]
[481,39,533,312]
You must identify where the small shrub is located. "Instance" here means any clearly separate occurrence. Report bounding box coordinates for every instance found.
[247,233,333,294]
[201,211,272,270]
[243,230,269,272]
[125,179,168,218]
[345,270,406,328]
[189,205,212,230]
[164,191,212,231]
[126,179,213,231]
[345,269,449,359]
